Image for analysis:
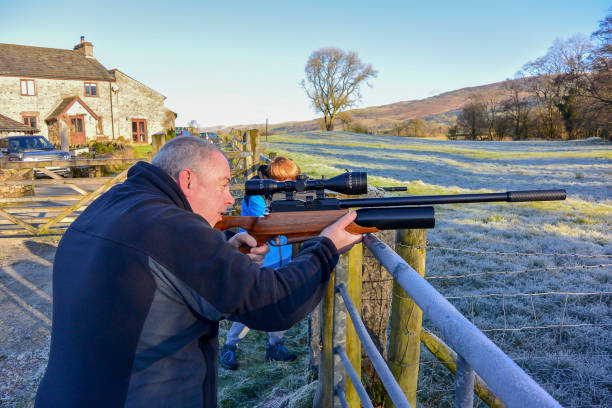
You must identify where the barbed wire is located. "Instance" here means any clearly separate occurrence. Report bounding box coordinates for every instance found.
[442,290,612,300]
[395,242,612,258]
[426,263,611,280]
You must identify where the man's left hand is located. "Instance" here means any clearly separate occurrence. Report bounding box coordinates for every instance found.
[228,232,270,265]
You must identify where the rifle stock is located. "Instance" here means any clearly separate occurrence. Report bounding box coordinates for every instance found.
[215,207,435,253]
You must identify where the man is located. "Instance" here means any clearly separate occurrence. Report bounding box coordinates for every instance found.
[35,136,361,408]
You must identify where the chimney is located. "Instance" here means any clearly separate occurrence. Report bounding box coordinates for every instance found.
[74,35,94,57]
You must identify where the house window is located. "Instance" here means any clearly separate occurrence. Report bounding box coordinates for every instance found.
[84,82,98,97]
[96,118,103,134]
[131,119,147,143]
[23,116,37,129]
[20,79,36,96]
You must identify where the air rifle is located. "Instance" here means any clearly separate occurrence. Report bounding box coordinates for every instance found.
[214,172,566,252]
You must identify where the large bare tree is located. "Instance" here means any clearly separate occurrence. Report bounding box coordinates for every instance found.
[301,48,377,131]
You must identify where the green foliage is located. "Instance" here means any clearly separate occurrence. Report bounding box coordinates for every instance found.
[90,141,116,155]
[165,128,176,141]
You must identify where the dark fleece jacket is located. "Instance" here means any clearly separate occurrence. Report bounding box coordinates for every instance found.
[34,161,338,408]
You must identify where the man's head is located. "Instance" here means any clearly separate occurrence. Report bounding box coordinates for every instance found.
[151,136,235,226]
[268,157,300,182]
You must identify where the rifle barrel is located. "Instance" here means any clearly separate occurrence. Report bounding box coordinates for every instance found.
[339,189,566,208]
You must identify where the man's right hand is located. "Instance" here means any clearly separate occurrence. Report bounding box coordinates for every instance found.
[319,211,363,254]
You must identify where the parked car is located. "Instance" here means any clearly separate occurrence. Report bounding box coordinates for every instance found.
[175,129,191,137]
[0,135,72,178]
[199,132,221,144]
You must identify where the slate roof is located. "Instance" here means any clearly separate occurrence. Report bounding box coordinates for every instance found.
[0,43,115,81]
[0,114,39,132]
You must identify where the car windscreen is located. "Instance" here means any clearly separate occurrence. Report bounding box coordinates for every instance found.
[8,136,54,152]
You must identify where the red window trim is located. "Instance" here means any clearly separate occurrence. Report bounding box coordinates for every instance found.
[19,79,37,96]
[131,119,148,143]
[84,81,99,97]
[21,113,39,129]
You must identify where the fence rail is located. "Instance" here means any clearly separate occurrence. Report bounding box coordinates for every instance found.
[317,232,566,408]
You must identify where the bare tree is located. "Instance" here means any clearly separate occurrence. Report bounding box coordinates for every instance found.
[337,111,354,131]
[186,119,199,136]
[456,96,487,140]
[301,48,377,131]
[406,118,426,137]
[502,74,532,140]
[523,36,593,139]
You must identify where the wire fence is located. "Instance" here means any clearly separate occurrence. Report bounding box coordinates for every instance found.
[373,241,612,407]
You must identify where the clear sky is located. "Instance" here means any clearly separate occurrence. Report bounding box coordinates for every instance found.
[1,0,609,127]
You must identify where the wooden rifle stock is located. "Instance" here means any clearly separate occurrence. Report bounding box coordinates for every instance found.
[214,209,378,253]
[214,206,435,254]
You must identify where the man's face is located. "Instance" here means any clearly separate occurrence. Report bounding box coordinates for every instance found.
[180,150,235,226]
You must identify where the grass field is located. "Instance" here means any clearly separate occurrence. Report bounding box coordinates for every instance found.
[217,131,611,407]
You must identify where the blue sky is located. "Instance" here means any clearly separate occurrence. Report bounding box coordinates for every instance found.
[2,0,610,127]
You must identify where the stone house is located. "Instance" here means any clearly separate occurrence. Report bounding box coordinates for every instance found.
[0,37,174,145]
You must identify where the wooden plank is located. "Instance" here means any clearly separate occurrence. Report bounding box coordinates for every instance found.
[0,217,76,225]
[420,329,506,408]
[35,167,63,180]
[1,206,86,214]
[4,178,111,185]
[34,168,89,195]
[1,158,140,169]
[0,227,67,236]
[313,267,336,408]
[0,195,84,203]
[37,167,130,233]
[0,208,39,234]
[385,229,427,408]
[225,151,251,159]
[346,243,363,408]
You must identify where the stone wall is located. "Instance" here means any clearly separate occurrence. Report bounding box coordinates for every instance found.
[0,169,34,197]
[112,70,173,144]
[0,76,114,141]
[0,73,173,145]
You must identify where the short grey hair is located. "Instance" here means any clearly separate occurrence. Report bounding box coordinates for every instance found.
[151,136,224,180]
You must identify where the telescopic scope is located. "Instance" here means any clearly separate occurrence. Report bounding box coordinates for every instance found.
[245,172,368,197]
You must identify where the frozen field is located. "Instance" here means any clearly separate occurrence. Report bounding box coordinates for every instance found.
[263,132,612,407]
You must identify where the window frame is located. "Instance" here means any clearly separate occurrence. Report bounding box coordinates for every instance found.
[131,119,148,143]
[84,81,98,97]
[21,113,39,129]
[20,79,36,96]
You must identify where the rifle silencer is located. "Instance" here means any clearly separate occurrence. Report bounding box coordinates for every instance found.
[355,206,435,230]
[245,172,367,196]
[506,190,567,202]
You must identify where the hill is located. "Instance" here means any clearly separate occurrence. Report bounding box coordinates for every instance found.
[216,78,528,135]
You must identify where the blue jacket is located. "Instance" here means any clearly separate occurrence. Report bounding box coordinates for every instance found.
[34,161,338,408]
[240,195,292,268]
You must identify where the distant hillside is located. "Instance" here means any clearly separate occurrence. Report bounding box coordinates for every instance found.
[217,78,529,134]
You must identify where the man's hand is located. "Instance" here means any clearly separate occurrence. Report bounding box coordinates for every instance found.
[319,211,363,254]
[228,232,270,265]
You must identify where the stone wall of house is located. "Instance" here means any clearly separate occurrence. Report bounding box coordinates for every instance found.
[112,70,173,144]
[0,74,173,145]
[0,76,114,142]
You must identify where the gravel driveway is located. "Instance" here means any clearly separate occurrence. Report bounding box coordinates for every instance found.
[0,236,59,408]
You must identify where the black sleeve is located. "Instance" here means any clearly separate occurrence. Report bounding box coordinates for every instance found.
[152,211,338,332]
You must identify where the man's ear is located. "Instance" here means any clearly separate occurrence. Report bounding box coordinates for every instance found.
[177,168,192,196]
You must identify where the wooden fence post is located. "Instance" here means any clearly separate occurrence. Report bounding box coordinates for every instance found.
[385,229,427,408]
[346,243,363,407]
[314,268,335,408]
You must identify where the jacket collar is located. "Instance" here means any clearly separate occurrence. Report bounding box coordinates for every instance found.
[126,161,193,212]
